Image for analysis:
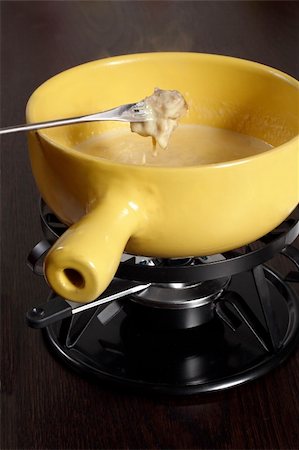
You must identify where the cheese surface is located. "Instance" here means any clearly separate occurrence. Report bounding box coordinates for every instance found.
[75,124,272,167]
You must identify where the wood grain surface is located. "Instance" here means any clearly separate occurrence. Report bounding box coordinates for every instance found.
[1,2,299,449]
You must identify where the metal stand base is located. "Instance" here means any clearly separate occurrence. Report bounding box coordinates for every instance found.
[27,203,299,393]
[42,266,299,395]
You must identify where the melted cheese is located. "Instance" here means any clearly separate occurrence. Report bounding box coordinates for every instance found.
[75,124,272,167]
[130,88,188,150]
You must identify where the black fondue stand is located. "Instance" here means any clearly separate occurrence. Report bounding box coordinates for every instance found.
[2,2,299,449]
[26,200,299,394]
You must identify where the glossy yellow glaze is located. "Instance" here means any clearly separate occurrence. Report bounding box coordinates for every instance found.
[26,53,299,302]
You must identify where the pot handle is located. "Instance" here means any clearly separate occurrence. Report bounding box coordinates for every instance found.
[44,192,141,303]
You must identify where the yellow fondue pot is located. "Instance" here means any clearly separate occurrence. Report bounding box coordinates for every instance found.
[26,53,299,303]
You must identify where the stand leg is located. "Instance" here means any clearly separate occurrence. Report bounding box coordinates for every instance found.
[252,265,281,351]
[58,308,100,349]
[57,301,124,348]
[282,245,299,282]
[216,291,272,352]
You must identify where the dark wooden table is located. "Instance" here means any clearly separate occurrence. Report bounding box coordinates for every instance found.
[1,2,299,449]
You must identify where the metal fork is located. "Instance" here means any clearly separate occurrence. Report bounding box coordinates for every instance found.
[0,101,150,135]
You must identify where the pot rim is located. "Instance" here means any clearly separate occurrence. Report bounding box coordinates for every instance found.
[26,52,299,172]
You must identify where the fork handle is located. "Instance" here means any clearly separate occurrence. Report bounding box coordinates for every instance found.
[0,114,92,135]
[0,103,141,135]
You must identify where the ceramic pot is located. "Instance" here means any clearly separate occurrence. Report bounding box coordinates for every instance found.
[26,53,299,302]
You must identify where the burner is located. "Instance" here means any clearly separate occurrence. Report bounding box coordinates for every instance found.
[26,200,299,394]
[125,276,230,330]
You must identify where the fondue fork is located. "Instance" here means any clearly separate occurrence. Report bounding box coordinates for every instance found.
[0,101,150,135]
